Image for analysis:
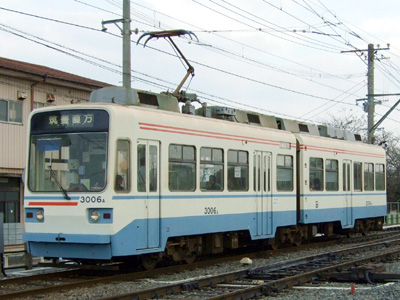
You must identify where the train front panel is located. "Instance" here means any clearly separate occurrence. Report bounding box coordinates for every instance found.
[23,107,119,260]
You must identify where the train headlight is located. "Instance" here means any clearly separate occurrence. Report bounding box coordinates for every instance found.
[36,209,44,222]
[90,210,101,222]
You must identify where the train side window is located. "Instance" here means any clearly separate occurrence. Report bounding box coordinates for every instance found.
[115,139,130,192]
[169,144,196,191]
[326,159,338,191]
[353,162,362,191]
[228,150,249,191]
[137,144,146,192]
[149,145,158,192]
[310,157,323,191]
[375,164,385,191]
[364,163,374,191]
[276,155,293,191]
[343,162,351,192]
[200,147,224,191]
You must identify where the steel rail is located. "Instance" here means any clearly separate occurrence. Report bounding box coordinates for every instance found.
[1,231,399,299]
[99,237,400,300]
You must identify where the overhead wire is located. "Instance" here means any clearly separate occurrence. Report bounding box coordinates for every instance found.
[0,6,102,32]
[72,0,400,126]
[300,80,366,119]
[129,0,400,125]
[192,0,342,53]
[2,0,399,126]
[132,1,362,81]
[219,0,344,51]
[130,1,368,108]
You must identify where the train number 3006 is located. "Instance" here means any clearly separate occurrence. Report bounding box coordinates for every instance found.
[80,196,105,203]
[204,207,219,215]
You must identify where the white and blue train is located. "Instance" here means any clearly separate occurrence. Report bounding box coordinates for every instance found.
[23,87,386,268]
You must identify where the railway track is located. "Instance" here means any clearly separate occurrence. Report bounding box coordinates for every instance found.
[1,231,400,299]
[99,235,400,299]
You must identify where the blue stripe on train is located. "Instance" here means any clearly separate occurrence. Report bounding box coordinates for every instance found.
[24,210,295,259]
[299,205,386,226]
[24,204,386,260]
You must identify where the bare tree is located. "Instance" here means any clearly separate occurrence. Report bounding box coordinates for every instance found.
[321,108,367,141]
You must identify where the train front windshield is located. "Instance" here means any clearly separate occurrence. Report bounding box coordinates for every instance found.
[28,109,109,194]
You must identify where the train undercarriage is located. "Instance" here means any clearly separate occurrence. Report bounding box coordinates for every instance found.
[137,217,384,270]
[50,217,384,270]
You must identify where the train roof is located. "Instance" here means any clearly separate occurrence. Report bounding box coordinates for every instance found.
[294,132,386,158]
[88,86,365,144]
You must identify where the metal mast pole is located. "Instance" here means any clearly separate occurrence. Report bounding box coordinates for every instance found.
[367,43,375,144]
[342,44,389,144]
[122,0,131,89]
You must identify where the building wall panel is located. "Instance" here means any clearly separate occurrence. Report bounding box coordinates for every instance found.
[0,58,107,249]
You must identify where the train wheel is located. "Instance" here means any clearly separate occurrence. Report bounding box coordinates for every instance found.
[270,238,282,250]
[141,255,158,270]
[292,226,303,247]
[184,252,197,264]
[292,234,302,247]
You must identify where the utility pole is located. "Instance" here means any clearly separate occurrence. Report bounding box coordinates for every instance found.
[101,0,132,89]
[367,44,375,144]
[122,0,131,89]
[342,44,389,144]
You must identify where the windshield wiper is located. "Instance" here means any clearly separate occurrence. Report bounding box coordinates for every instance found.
[48,165,71,200]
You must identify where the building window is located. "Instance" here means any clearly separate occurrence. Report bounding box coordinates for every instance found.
[228,150,249,191]
[0,177,20,223]
[310,157,323,191]
[277,155,293,191]
[0,99,22,123]
[33,102,49,109]
[354,162,362,191]
[364,163,374,191]
[326,159,338,191]
[169,144,196,191]
[376,164,385,191]
[200,147,223,191]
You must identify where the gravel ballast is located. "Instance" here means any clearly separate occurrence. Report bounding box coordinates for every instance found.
[8,239,400,300]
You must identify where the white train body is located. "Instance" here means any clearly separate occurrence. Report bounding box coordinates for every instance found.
[296,134,386,227]
[23,89,386,262]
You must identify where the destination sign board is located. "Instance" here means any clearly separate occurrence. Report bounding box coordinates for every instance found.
[31,109,109,133]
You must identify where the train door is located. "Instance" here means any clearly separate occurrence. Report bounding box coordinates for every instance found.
[137,140,160,249]
[343,160,352,227]
[254,151,273,236]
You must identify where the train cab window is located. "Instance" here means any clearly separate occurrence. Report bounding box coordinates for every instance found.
[276,155,293,191]
[310,157,323,191]
[169,144,196,191]
[325,159,338,191]
[228,150,249,191]
[353,162,362,191]
[200,148,223,191]
[364,163,374,191]
[115,140,130,192]
[376,164,385,191]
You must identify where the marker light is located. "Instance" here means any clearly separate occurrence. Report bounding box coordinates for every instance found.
[36,209,44,222]
[90,210,101,222]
